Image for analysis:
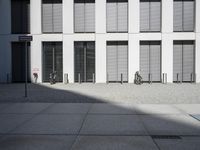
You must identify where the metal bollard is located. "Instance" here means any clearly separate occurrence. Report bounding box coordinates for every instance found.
[149,73,152,84]
[107,73,109,84]
[191,73,193,83]
[194,73,196,83]
[121,73,123,84]
[78,73,81,84]
[92,73,95,84]
[162,73,164,84]
[191,73,196,84]
[64,73,69,84]
[162,73,167,84]
[177,73,182,83]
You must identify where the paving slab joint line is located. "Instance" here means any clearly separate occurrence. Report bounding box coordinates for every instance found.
[0,103,55,138]
[171,104,189,115]
[151,137,162,150]
[189,114,200,122]
[68,104,93,150]
[136,114,161,150]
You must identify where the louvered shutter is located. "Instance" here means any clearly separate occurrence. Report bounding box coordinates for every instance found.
[150,42,161,82]
[150,1,160,31]
[173,42,183,82]
[85,3,95,32]
[117,42,128,82]
[140,42,150,81]
[174,1,183,31]
[140,1,150,32]
[43,2,53,32]
[53,1,62,32]
[117,2,128,32]
[107,3,117,32]
[183,1,194,31]
[183,41,194,81]
[107,42,118,81]
[74,3,85,32]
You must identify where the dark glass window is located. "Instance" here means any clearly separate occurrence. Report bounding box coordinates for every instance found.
[74,41,95,82]
[43,42,63,82]
[11,0,30,34]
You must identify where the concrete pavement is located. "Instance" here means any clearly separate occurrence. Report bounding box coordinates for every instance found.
[1,83,200,103]
[0,103,200,150]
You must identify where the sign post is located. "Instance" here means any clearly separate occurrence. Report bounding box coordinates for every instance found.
[19,36,33,98]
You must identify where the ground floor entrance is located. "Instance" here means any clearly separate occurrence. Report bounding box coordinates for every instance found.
[42,42,63,82]
[106,41,128,82]
[11,42,31,83]
[74,41,95,83]
[140,41,161,82]
[173,41,195,82]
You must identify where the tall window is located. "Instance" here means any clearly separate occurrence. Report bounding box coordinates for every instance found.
[107,0,128,33]
[11,0,30,34]
[140,41,161,82]
[74,0,95,33]
[173,41,195,82]
[107,41,128,82]
[174,0,195,32]
[42,0,63,33]
[74,41,95,82]
[140,0,161,32]
[43,42,63,82]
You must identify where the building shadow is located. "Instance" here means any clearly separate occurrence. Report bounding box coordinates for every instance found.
[0,83,199,150]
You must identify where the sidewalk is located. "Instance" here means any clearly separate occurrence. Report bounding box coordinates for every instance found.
[0,83,200,103]
[0,103,200,150]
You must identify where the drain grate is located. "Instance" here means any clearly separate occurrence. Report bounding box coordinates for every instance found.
[151,135,182,140]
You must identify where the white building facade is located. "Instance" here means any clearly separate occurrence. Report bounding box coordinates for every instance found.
[0,0,200,83]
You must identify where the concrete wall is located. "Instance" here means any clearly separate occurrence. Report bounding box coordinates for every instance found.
[0,0,199,83]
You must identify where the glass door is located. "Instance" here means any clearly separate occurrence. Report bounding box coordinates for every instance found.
[42,42,63,82]
[74,41,95,82]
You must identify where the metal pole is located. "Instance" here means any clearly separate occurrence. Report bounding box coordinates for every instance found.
[107,73,109,84]
[162,73,167,84]
[93,73,95,84]
[52,48,55,72]
[177,73,179,83]
[64,73,68,84]
[78,73,81,84]
[149,73,152,84]
[25,42,28,98]
[121,73,123,84]
[67,73,69,84]
[162,73,164,84]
